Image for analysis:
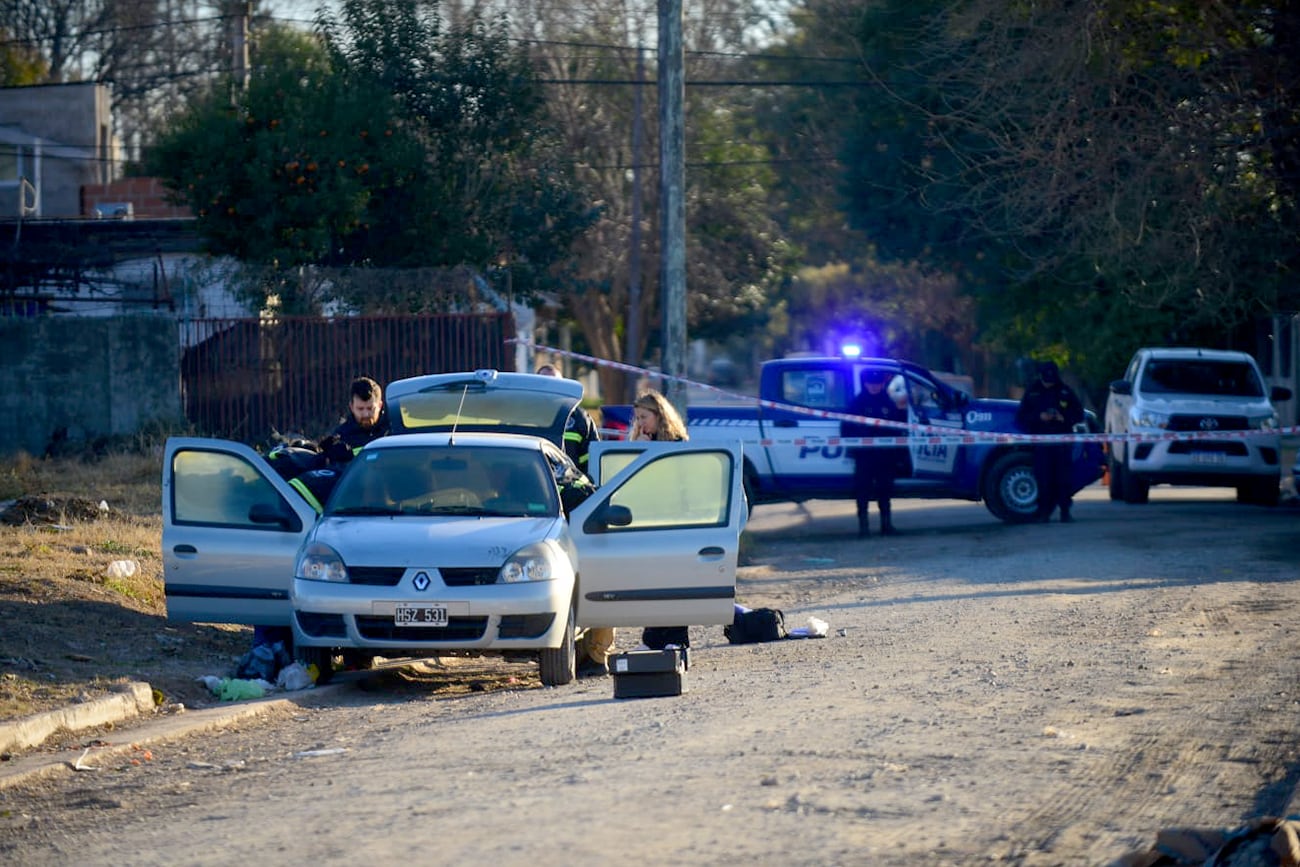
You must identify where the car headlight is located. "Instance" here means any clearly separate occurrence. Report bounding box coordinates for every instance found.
[296,541,348,583]
[498,542,555,583]
[1250,412,1279,430]
[1131,408,1170,430]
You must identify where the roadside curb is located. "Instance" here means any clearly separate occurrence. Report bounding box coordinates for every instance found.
[0,682,155,757]
[0,683,341,791]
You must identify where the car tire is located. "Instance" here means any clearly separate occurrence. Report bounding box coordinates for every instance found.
[1107,448,1124,501]
[1119,453,1149,504]
[982,451,1040,524]
[1237,477,1280,507]
[538,602,576,687]
[299,646,336,686]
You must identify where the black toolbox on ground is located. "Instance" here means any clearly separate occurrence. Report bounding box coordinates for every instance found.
[610,648,689,699]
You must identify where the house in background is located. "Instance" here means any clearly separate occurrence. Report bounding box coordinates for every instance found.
[0,81,119,219]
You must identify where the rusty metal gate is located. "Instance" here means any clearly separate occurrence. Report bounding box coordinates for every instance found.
[180,313,515,443]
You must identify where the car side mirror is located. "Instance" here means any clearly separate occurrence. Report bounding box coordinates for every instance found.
[1271,386,1293,402]
[582,503,633,534]
[951,391,969,408]
[249,502,302,531]
[1109,380,1133,395]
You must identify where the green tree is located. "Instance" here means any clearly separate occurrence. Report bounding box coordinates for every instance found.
[149,0,594,313]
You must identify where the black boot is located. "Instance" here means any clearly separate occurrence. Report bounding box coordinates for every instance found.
[857,513,870,538]
[879,501,898,535]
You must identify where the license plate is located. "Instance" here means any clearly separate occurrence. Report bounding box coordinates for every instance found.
[394,603,449,627]
[1190,451,1225,466]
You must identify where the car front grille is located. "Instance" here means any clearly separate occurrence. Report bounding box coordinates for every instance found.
[1167,415,1249,431]
[347,566,405,586]
[296,611,347,638]
[346,566,500,587]
[439,567,501,586]
[355,616,488,641]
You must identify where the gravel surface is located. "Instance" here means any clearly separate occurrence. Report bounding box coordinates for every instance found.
[3,486,1299,866]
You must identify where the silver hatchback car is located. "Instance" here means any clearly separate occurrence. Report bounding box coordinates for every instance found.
[163,370,745,686]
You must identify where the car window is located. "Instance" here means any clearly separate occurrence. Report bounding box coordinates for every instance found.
[394,389,571,433]
[172,449,291,527]
[782,368,848,410]
[1139,360,1264,397]
[604,451,733,529]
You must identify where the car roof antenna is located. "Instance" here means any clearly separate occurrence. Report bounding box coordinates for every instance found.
[449,383,470,445]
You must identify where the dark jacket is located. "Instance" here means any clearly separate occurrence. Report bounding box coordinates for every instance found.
[1015,380,1084,435]
[842,387,909,450]
[322,411,390,464]
[563,407,600,469]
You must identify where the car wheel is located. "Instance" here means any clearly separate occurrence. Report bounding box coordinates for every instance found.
[538,603,576,687]
[1107,448,1124,501]
[1120,455,1149,504]
[982,451,1039,524]
[298,646,336,686]
[1237,477,1280,507]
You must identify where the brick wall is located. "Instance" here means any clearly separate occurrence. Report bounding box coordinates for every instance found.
[81,178,192,219]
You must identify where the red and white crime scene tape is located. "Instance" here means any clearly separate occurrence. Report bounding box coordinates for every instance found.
[512,339,1297,448]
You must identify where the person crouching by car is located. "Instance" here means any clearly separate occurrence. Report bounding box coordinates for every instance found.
[321,376,389,465]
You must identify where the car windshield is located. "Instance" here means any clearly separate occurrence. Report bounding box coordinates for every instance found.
[1139,360,1264,398]
[325,445,559,518]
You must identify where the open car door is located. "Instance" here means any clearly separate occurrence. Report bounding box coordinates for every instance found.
[571,441,744,628]
[162,438,318,626]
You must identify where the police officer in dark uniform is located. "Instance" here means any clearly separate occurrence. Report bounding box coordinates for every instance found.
[320,376,389,465]
[1015,361,1084,522]
[535,364,600,472]
[842,367,909,537]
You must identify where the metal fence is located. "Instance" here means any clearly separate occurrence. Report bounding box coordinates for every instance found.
[180,313,515,443]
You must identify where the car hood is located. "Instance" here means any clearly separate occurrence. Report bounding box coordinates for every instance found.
[1133,394,1275,415]
[312,515,562,567]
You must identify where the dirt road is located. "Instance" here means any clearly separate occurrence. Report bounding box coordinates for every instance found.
[4,486,1299,866]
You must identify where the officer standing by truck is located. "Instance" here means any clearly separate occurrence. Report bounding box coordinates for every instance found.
[842,368,909,537]
[1016,361,1084,522]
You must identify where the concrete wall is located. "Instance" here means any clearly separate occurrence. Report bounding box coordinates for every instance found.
[0,316,183,457]
[0,82,116,218]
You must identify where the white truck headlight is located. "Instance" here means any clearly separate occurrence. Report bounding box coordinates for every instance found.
[1132,408,1170,430]
[498,542,555,583]
[296,542,349,583]
[1249,412,1279,430]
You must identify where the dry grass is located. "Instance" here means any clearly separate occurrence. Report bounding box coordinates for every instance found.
[0,449,251,732]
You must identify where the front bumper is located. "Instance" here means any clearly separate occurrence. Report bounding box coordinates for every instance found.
[290,574,572,652]
[1123,434,1281,484]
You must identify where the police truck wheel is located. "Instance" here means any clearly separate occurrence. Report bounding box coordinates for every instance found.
[982,452,1039,524]
[538,603,576,687]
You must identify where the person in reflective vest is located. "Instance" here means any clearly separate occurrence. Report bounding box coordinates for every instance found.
[535,364,600,472]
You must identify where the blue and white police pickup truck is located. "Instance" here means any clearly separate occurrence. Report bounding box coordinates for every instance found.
[603,356,1104,524]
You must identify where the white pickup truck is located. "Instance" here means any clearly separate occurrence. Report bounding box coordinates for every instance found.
[1104,347,1291,505]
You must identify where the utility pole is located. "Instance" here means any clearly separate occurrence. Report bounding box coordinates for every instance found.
[657,0,687,414]
[624,44,646,402]
[229,0,251,104]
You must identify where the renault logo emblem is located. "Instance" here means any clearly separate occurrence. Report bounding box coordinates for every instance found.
[413,571,431,591]
[1199,417,1219,431]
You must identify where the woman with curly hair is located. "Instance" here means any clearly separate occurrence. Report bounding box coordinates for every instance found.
[629,390,688,443]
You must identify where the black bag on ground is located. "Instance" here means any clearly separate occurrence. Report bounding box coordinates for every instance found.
[641,626,690,649]
[724,607,786,644]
